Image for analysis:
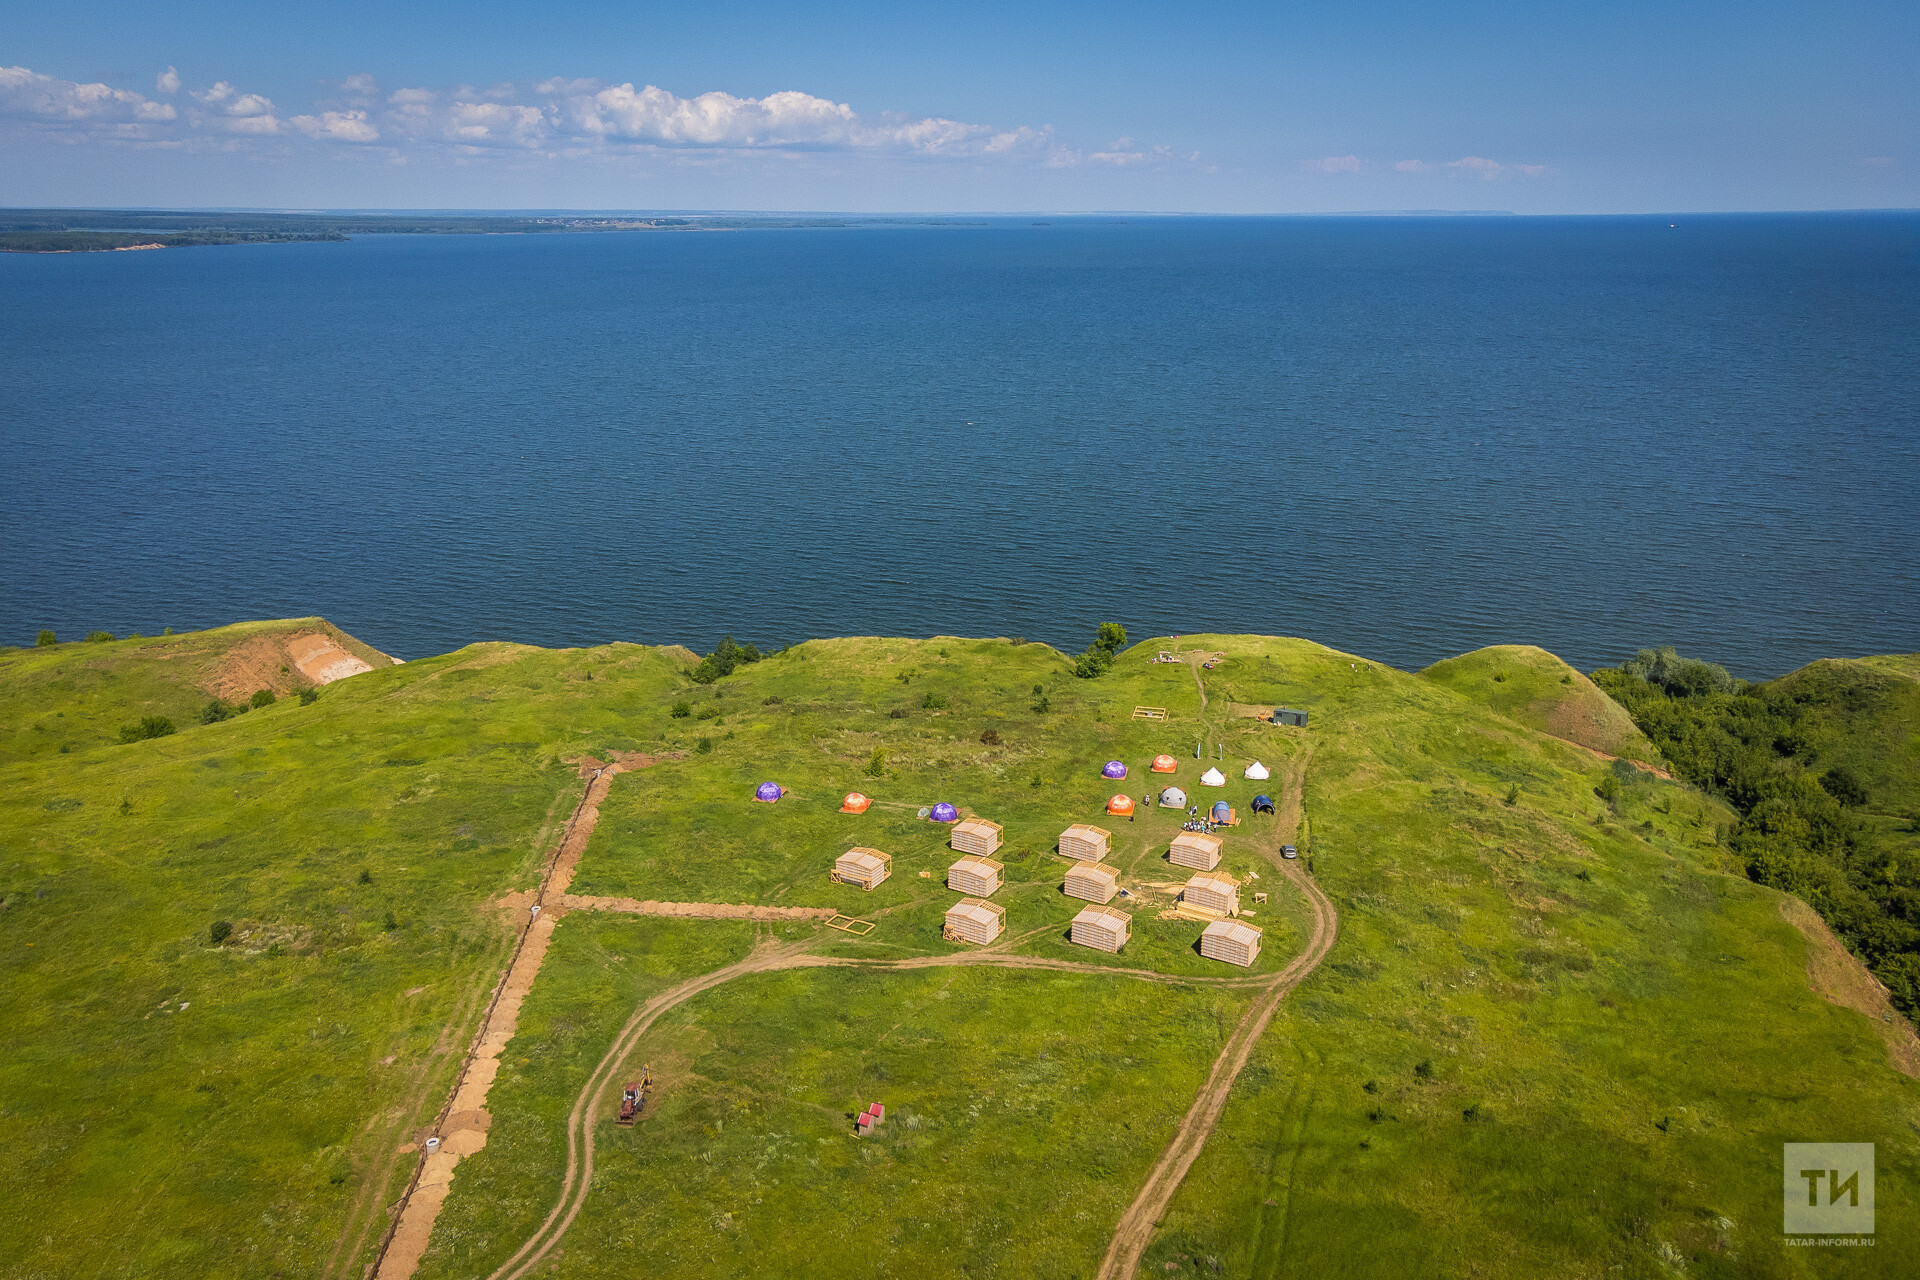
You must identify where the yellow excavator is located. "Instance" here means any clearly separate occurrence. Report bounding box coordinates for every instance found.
[616,1065,652,1127]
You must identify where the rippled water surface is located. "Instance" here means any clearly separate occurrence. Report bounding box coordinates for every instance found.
[3,214,1915,675]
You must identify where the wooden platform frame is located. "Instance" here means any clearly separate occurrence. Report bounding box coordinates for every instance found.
[1132,706,1168,720]
[826,915,875,936]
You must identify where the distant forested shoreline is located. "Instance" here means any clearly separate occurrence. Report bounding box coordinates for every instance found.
[0,208,984,252]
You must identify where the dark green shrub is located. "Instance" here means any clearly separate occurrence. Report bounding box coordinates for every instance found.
[200,700,231,725]
[695,737,714,754]
[866,748,886,778]
[690,636,762,684]
[979,728,1001,745]
[1819,766,1868,807]
[357,869,373,885]
[1413,1059,1434,1080]
[1504,784,1520,806]
[250,689,276,709]
[298,687,319,706]
[921,691,947,710]
[670,701,692,718]
[1463,1103,1485,1122]
[209,920,233,945]
[35,630,55,647]
[119,716,176,743]
[763,696,783,706]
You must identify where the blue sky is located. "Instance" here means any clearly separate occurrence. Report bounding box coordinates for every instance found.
[2,0,1913,212]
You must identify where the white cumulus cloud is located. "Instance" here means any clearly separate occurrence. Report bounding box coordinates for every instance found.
[292,109,379,143]
[1310,154,1364,173]
[0,65,176,125]
[156,66,180,95]
[190,80,280,133]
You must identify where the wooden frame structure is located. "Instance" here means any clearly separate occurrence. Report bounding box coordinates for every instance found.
[1059,823,1111,862]
[1070,904,1131,953]
[1169,832,1223,871]
[950,818,1003,857]
[1199,918,1262,967]
[832,847,891,890]
[942,897,1005,945]
[1183,870,1240,916]
[947,855,1004,897]
[1132,706,1168,720]
[1064,860,1120,904]
[826,914,876,936]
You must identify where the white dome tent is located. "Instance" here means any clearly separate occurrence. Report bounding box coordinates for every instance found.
[1244,760,1270,781]
[1199,767,1226,787]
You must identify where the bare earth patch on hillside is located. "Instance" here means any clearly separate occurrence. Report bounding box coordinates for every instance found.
[201,629,391,700]
[1780,897,1920,1079]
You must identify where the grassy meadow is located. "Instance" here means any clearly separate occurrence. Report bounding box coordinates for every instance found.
[3,622,1916,1278]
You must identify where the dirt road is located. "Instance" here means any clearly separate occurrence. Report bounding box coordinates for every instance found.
[486,932,820,1280]
[1092,691,1339,1279]
[1093,856,1337,1279]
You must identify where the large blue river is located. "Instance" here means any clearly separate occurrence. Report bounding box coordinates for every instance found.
[3,213,1915,676]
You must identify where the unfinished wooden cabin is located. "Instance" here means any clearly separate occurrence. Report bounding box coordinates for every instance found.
[943,897,1005,945]
[950,817,1003,857]
[832,847,892,891]
[1064,860,1120,904]
[1182,870,1240,916]
[1168,831,1223,871]
[1070,904,1131,953]
[1199,918,1262,967]
[1059,823,1111,862]
[947,855,1003,897]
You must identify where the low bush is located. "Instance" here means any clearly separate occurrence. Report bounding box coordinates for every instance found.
[670,701,692,718]
[35,630,55,647]
[200,701,232,725]
[250,689,276,709]
[119,716,176,744]
[979,728,1001,746]
[87,631,114,643]
[209,920,233,945]
[921,692,947,710]
[298,687,320,706]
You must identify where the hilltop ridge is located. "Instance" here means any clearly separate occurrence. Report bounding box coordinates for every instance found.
[2,623,1915,1280]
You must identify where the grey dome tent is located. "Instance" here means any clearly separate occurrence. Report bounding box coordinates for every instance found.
[1159,786,1188,808]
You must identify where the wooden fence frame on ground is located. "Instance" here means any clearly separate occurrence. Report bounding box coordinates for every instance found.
[1132,706,1168,720]
[826,915,875,936]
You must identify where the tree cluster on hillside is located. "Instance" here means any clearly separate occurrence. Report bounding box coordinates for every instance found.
[690,636,763,684]
[1592,649,1920,1019]
[1073,622,1129,678]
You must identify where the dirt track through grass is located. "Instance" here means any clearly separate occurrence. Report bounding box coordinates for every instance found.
[372,757,664,1280]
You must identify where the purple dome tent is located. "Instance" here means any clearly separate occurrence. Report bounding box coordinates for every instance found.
[929,801,959,822]
[753,781,784,803]
[1102,760,1128,780]
[1210,801,1231,823]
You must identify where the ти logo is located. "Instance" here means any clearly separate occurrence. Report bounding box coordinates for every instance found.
[1784,1143,1874,1236]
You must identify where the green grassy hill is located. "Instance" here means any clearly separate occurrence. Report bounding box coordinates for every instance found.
[0,618,396,763]
[3,625,1914,1280]
[1422,644,1660,765]
[1762,656,1920,814]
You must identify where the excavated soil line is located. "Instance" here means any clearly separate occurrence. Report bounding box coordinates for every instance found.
[370,754,672,1280]
[556,895,836,921]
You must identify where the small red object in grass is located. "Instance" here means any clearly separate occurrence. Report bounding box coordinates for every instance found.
[868,1103,885,1121]
[856,1114,874,1134]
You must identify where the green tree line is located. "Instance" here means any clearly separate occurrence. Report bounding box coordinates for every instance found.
[1592,647,1920,1020]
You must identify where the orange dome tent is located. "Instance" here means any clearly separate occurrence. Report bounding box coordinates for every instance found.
[1150,755,1178,773]
[840,792,872,814]
[1106,794,1135,816]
